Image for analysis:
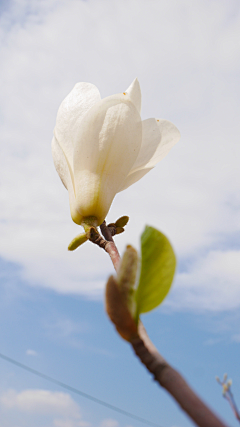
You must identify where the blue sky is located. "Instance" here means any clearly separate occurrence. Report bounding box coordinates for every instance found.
[0,0,240,426]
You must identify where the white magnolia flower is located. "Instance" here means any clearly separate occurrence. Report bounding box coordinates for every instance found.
[52,79,180,227]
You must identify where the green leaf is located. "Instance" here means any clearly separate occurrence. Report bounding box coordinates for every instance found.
[115,216,129,228]
[115,226,124,235]
[68,233,88,251]
[135,226,176,317]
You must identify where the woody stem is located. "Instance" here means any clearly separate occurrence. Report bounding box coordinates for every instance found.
[101,232,228,427]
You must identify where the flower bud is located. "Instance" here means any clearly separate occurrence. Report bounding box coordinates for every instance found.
[116,245,139,317]
[52,80,180,227]
[105,275,138,341]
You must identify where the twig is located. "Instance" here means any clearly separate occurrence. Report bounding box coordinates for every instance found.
[104,241,121,271]
[226,391,240,422]
[100,221,121,270]
[131,324,228,427]
[89,222,120,271]
[93,224,228,427]
[216,375,240,423]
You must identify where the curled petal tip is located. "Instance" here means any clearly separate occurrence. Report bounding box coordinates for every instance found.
[125,78,141,113]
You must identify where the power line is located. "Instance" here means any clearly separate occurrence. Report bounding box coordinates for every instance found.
[0,352,163,427]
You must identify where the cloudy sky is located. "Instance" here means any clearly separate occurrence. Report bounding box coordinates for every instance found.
[0,0,240,426]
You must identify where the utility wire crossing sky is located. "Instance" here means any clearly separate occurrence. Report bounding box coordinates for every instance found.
[0,352,163,427]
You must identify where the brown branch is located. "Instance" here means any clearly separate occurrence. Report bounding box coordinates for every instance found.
[222,388,240,423]
[104,241,120,271]
[89,223,120,271]
[131,324,228,427]
[216,376,240,423]
[98,224,228,426]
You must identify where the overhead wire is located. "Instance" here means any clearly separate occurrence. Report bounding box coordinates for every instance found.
[0,352,164,427]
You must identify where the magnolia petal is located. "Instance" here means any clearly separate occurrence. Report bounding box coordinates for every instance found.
[54,82,101,170]
[118,119,180,192]
[118,167,153,192]
[51,136,70,190]
[126,118,160,173]
[51,137,82,225]
[143,119,180,169]
[125,78,141,114]
[73,96,142,224]
[131,118,180,174]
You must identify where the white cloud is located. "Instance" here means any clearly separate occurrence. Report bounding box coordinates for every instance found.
[204,338,223,346]
[26,349,37,356]
[54,418,90,427]
[0,0,240,311]
[167,250,240,311]
[232,334,240,343]
[0,389,81,418]
[45,318,89,339]
[0,388,93,427]
[100,419,119,427]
